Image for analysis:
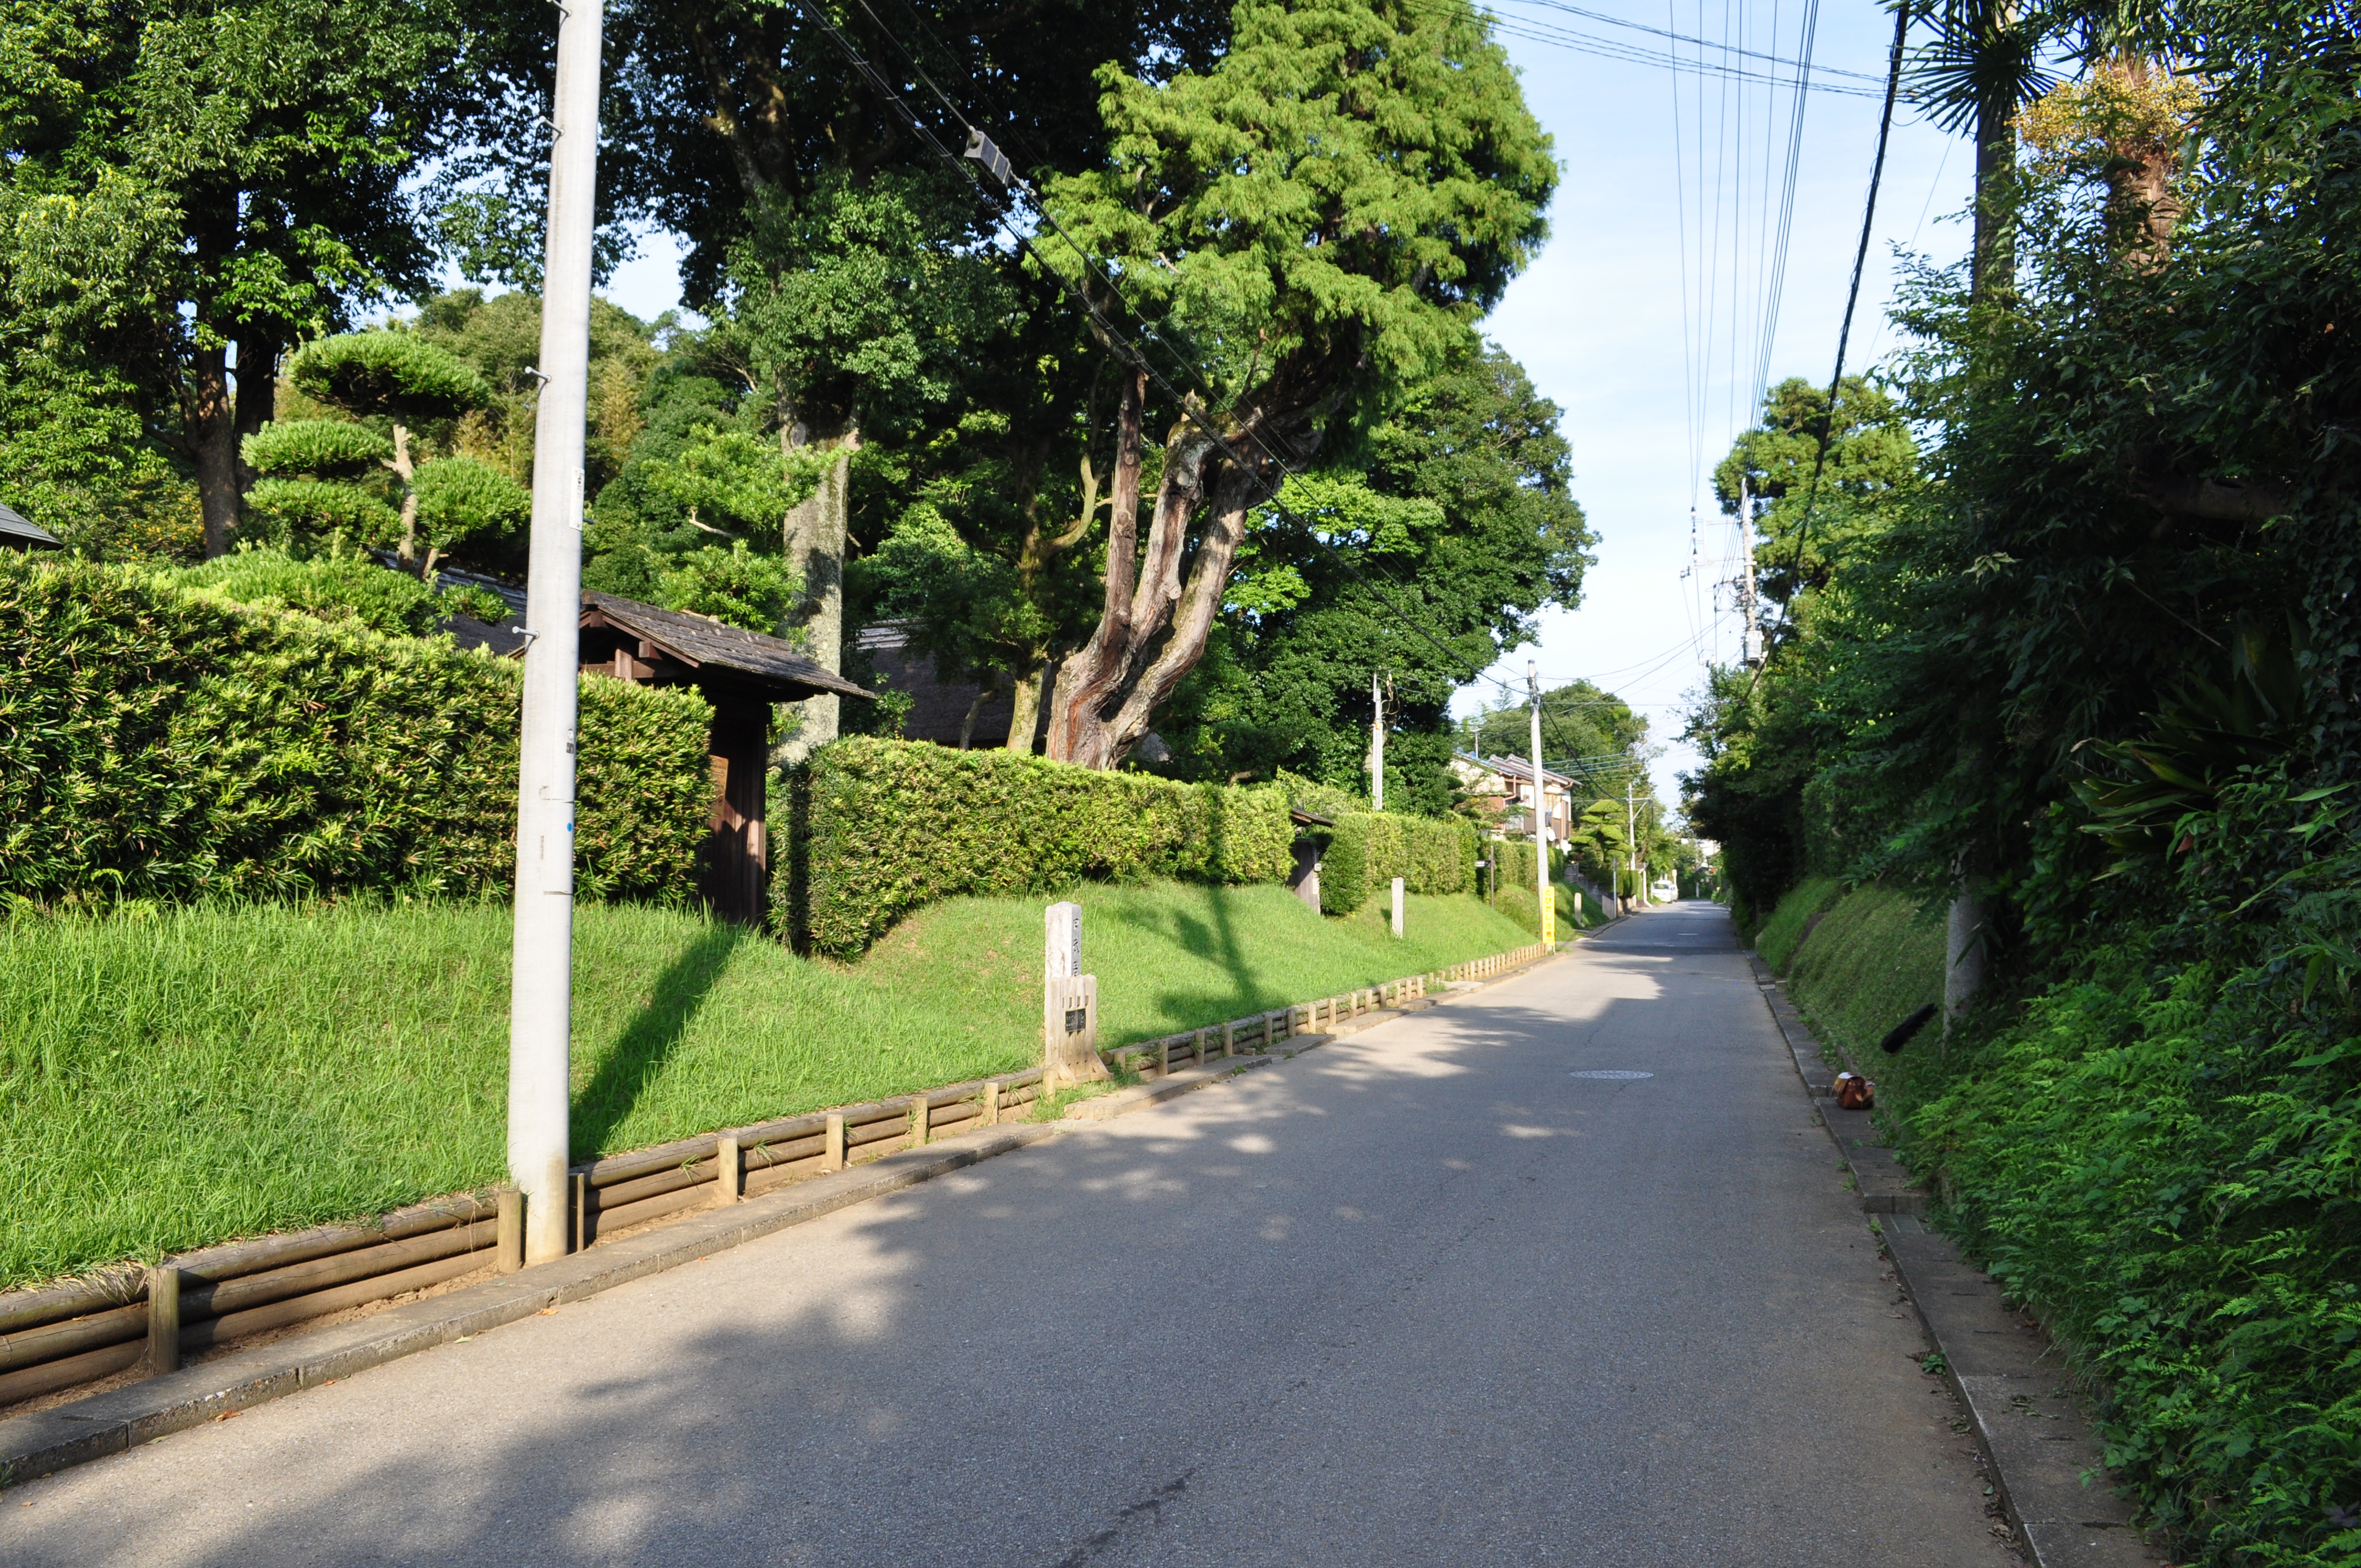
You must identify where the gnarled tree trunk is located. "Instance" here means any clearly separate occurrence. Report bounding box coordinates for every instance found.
[1045,365,1295,769]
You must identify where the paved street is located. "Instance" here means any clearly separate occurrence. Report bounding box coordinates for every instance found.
[14,903,2011,1566]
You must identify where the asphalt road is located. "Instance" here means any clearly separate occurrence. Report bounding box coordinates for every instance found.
[14,902,2012,1567]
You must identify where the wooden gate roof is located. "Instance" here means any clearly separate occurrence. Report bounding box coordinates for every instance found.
[579,592,873,704]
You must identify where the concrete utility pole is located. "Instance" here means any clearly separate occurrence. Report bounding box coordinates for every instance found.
[1369,671,1385,812]
[1626,777,1640,911]
[1528,661,1552,946]
[507,0,605,1268]
[1739,482,1763,668]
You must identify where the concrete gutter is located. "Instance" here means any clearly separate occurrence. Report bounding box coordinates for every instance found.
[1748,956,2162,1568]
[1,941,1567,1489]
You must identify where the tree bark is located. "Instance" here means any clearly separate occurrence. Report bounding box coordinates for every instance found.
[774,415,857,766]
[387,423,420,567]
[1005,660,1050,753]
[187,344,240,559]
[232,337,281,497]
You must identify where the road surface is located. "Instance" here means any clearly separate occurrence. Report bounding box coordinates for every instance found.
[14,902,2011,1566]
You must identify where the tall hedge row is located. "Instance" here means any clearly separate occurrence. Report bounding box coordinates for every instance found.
[1317,812,1479,916]
[781,738,1295,956]
[0,557,714,906]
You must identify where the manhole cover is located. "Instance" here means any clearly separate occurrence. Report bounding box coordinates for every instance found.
[1570,1070,1654,1080]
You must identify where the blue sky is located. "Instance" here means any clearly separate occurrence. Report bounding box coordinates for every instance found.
[597,1,1975,819]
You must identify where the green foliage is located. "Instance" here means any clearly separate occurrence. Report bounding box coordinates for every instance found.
[1317,810,1478,914]
[171,547,506,637]
[289,330,492,423]
[241,420,393,479]
[236,478,400,547]
[1047,0,1554,403]
[411,455,530,552]
[1711,375,1919,603]
[0,554,711,907]
[0,0,470,545]
[654,540,803,639]
[1753,876,1845,974]
[781,738,1296,956]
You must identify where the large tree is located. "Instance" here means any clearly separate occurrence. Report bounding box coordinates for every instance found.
[1036,0,1555,768]
[1155,339,1592,807]
[0,0,469,557]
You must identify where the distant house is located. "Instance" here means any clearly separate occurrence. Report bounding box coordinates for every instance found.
[0,501,62,551]
[1451,752,1575,849]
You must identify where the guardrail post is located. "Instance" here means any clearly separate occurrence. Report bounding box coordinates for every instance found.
[714,1136,743,1206]
[497,1187,525,1272]
[146,1264,179,1376]
[823,1112,846,1172]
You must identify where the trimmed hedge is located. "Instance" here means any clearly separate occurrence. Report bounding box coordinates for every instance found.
[1318,811,1479,915]
[781,739,1295,956]
[0,556,714,906]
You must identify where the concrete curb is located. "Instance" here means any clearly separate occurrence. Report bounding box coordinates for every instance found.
[1063,1054,1275,1120]
[1748,956,2160,1568]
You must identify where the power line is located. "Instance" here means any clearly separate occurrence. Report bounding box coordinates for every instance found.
[1782,0,1912,592]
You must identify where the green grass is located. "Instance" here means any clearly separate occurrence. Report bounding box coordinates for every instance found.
[1782,885,1945,1075]
[0,882,1533,1289]
[1751,875,1844,973]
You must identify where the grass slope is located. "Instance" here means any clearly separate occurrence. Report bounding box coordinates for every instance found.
[1753,875,1843,973]
[0,883,1532,1288]
[1780,885,1945,1082]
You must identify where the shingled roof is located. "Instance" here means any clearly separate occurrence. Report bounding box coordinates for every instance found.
[0,500,61,550]
[581,591,873,703]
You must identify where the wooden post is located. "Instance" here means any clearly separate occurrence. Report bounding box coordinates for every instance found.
[1159,1036,1173,1076]
[496,1186,524,1273]
[146,1264,179,1376]
[571,1172,589,1253]
[713,1136,742,1206]
[823,1112,846,1172]
[910,1096,932,1148]
[982,1080,1001,1126]
[1045,973,1106,1086]
[1223,1020,1235,1055]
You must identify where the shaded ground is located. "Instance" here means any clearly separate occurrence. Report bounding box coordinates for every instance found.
[12,903,2011,1567]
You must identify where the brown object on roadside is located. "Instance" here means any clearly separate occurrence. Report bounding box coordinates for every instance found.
[1834,1072,1875,1110]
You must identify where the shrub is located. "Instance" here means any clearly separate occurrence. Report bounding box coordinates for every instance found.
[172,548,507,636]
[1318,810,1478,914]
[0,555,712,906]
[780,738,1295,955]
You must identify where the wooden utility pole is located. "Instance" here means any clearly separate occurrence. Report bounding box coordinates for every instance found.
[1369,670,1386,811]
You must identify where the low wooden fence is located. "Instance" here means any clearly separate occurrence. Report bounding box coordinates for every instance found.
[0,941,1549,1413]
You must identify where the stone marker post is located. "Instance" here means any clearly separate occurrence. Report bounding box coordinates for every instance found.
[1390,877,1405,937]
[1044,901,1109,1086]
